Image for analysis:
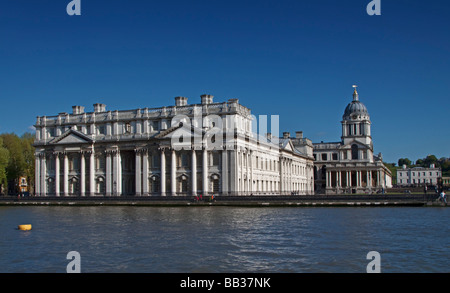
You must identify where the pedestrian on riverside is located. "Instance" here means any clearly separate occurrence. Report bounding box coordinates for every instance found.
[439,191,447,205]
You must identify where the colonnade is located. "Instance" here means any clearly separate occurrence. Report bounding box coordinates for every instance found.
[325,169,384,190]
[35,147,213,196]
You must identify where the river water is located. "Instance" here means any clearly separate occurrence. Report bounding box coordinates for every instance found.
[0,206,448,273]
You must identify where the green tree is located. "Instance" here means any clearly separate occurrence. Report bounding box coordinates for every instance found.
[0,137,10,192]
[398,158,411,167]
[423,155,438,167]
[21,132,36,193]
[0,133,26,183]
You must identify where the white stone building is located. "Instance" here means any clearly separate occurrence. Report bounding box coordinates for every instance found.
[33,95,314,197]
[397,164,441,186]
[313,87,392,194]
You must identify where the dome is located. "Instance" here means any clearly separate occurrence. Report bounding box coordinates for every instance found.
[343,88,370,120]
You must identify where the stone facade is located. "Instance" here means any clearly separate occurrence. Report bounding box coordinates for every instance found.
[313,87,392,194]
[33,95,314,197]
[397,164,442,186]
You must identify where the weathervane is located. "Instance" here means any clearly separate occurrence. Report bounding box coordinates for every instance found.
[352,85,359,101]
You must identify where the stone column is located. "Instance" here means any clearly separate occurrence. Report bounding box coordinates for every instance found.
[171,149,176,196]
[221,150,228,194]
[112,150,119,196]
[366,170,370,188]
[64,153,69,196]
[160,149,166,196]
[55,153,60,196]
[35,155,40,196]
[202,148,208,195]
[142,150,149,196]
[80,152,85,196]
[230,149,236,194]
[377,171,381,187]
[89,150,95,196]
[40,154,47,196]
[106,151,112,196]
[192,149,197,196]
[135,150,142,196]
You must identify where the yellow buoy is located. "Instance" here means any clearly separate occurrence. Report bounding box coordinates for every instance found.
[18,224,32,231]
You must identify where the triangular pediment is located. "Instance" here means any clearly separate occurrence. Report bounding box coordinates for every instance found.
[279,138,294,152]
[341,140,369,149]
[50,129,93,145]
[156,123,205,140]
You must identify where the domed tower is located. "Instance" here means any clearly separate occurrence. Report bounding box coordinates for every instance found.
[341,86,373,161]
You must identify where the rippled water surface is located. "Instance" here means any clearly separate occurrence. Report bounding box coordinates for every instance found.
[0,206,448,272]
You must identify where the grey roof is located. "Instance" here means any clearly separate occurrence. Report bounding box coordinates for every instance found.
[343,100,369,119]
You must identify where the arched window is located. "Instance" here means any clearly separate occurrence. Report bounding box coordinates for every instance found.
[351,144,358,160]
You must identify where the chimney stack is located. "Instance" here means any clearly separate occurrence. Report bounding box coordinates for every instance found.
[175,96,188,106]
[296,131,303,139]
[72,106,85,115]
[283,132,290,139]
[201,94,214,105]
[93,103,106,113]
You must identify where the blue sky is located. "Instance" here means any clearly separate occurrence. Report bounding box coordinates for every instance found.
[0,0,449,164]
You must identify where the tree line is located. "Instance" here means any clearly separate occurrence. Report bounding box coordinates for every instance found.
[0,133,35,195]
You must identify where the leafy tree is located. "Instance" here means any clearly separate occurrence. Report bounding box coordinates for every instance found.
[423,155,438,167]
[21,132,36,193]
[0,137,10,192]
[0,133,35,194]
[398,158,411,167]
[0,133,26,182]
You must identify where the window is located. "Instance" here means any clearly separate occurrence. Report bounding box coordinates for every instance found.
[125,123,131,133]
[181,179,188,193]
[96,156,105,170]
[351,144,358,160]
[150,176,160,193]
[98,125,106,135]
[152,120,159,131]
[212,152,220,166]
[47,128,56,137]
[180,153,189,167]
[332,153,338,160]
[321,153,327,161]
[152,154,160,168]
